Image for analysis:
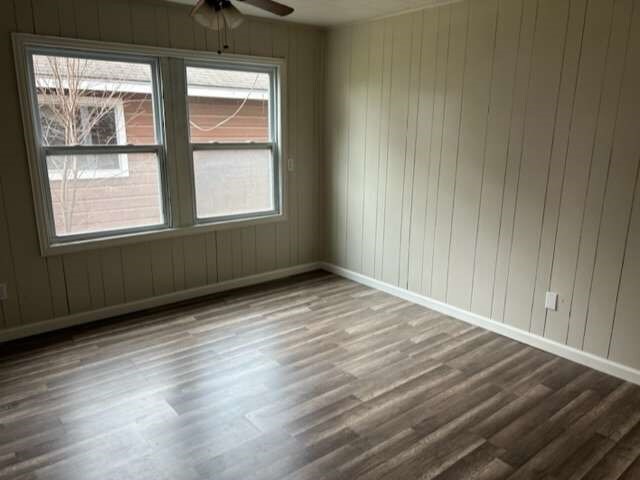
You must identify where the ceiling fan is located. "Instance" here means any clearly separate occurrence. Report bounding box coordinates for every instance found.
[191,0,294,31]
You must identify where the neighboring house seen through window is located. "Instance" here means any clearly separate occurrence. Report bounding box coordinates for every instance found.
[39,97,129,180]
[186,65,278,221]
[29,52,165,240]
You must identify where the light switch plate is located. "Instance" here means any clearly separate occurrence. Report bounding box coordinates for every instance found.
[0,283,7,301]
[288,157,295,172]
[545,291,558,311]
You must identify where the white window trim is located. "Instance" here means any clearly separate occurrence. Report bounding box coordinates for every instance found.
[12,33,287,257]
[186,62,280,224]
[40,95,130,180]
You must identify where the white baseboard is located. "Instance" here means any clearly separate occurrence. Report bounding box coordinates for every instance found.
[321,262,640,386]
[0,262,321,343]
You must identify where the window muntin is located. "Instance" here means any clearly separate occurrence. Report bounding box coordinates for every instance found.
[27,49,168,242]
[186,64,279,222]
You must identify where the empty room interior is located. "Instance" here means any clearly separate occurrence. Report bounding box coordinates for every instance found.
[1,0,640,478]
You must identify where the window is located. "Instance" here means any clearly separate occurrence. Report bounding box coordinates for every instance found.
[25,50,167,240]
[186,65,279,220]
[40,97,129,179]
[13,34,285,254]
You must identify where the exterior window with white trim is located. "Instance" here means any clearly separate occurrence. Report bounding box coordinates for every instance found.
[28,51,167,240]
[39,96,129,179]
[186,64,280,221]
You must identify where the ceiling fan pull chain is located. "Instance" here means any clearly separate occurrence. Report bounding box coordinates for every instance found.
[223,20,230,52]
[216,12,223,54]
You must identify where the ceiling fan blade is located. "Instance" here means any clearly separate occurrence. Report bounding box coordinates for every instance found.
[236,0,294,16]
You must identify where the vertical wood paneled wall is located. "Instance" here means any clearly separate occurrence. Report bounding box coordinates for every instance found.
[325,0,640,370]
[0,0,323,335]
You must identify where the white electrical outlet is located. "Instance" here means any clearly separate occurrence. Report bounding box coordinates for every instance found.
[0,283,7,301]
[545,291,558,311]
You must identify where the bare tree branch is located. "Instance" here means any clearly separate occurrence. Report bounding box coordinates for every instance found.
[34,55,147,233]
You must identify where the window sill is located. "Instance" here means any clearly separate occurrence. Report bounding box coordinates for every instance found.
[42,212,287,256]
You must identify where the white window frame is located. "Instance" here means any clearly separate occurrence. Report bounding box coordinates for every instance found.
[186,61,281,224]
[12,33,287,256]
[39,95,130,180]
[21,45,169,247]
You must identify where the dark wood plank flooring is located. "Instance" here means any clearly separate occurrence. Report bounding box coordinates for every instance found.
[1,271,639,480]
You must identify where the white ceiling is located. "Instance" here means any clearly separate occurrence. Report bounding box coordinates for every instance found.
[168,0,459,27]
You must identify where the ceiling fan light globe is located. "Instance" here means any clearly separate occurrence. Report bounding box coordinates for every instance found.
[193,9,224,30]
[221,4,245,29]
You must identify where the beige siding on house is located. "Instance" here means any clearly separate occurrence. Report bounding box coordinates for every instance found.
[325,0,640,370]
[0,0,323,335]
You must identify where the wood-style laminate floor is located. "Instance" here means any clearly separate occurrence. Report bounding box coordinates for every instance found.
[1,271,639,480]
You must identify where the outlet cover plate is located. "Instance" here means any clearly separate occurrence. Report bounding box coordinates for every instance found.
[545,291,558,311]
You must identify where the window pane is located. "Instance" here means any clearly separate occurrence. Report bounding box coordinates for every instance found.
[32,54,157,146]
[46,153,164,236]
[48,153,120,171]
[186,66,270,143]
[194,149,274,219]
